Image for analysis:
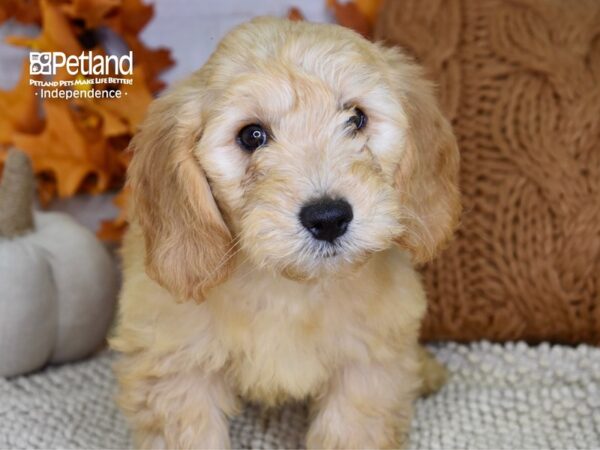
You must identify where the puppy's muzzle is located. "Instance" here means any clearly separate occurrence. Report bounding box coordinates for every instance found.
[299,197,353,243]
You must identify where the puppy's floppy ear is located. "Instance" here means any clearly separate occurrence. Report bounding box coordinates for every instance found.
[127,80,233,302]
[382,47,461,264]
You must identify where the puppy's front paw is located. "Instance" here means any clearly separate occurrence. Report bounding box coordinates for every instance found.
[306,359,419,449]
[134,432,167,450]
[306,419,407,450]
[130,411,232,450]
[115,357,237,450]
[164,426,231,450]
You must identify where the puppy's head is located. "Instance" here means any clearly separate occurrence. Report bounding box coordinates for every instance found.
[128,18,460,301]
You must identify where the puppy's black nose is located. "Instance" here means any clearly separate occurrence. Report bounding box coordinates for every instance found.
[299,198,353,243]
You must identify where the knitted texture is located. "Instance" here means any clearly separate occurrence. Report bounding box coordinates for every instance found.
[375,0,600,343]
[1,343,599,449]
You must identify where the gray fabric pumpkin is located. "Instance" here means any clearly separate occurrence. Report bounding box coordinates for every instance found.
[0,150,118,377]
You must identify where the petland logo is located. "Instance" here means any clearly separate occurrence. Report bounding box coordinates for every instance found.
[30,51,133,76]
[29,51,134,100]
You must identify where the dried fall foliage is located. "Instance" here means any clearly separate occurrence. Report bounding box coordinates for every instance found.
[289,0,383,38]
[0,0,172,240]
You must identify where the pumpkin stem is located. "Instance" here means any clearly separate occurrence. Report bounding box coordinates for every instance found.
[0,149,35,238]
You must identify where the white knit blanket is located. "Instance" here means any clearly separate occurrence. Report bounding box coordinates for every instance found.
[1,342,599,449]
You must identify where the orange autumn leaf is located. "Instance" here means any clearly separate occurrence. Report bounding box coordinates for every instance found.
[104,0,154,36]
[289,1,381,33]
[354,0,383,26]
[98,186,129,241]
[79,97,130,137]
[287,7,305,21]
[61,0,121,28]
[326,0,372,38]
[0,0,41,25]
[85,66,153,135]
[124,36,174,93]
[36,173,58,205]
[12,100,111,197]
[0,60,42,146]
[97,219,127,241]
[139,47,173,93]
[7,0,81,54]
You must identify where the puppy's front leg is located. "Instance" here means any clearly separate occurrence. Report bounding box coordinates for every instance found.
[115,356,239,449]
[307,355,420,449]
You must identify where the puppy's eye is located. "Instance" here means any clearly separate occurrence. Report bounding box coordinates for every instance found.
[237,124,268,152]
[348,108,367,131]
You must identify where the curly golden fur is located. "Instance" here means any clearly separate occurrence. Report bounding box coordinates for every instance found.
[111,17,460,449]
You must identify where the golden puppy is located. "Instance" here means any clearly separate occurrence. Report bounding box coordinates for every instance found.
[111,17,460,449]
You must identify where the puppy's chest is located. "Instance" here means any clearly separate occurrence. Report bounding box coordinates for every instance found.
[210,282,394,402]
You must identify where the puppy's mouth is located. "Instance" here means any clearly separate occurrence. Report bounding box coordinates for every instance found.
[318,245,339,259]
[275,238,375,282]
[312,240,362,265]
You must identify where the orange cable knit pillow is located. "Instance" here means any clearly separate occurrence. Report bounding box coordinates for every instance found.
[375,0,600,343]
